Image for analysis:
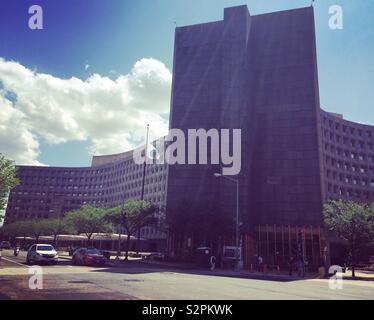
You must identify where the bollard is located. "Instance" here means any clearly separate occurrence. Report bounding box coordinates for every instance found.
[263,264,268,274]
[318,266,326,278]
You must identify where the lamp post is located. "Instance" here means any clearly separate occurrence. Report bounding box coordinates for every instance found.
[214,172,242,269]
[137,124,150,253]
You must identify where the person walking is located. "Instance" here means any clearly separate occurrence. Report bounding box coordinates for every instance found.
[288,256,294,276]
[210,255,216,271]
[297,258,305,278]
[258,255,263,272]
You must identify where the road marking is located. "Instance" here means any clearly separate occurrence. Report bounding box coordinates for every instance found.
[1,256,28,267]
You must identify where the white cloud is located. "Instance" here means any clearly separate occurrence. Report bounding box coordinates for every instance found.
[0,95,41,165]
[0,57,172,165]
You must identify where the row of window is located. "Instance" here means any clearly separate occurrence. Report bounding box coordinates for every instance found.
[11,188,166,204]
[326,170,374,187]
[325,156,374,175]
[13,182,167,198]
[9,193,167,212]
[326,183,374,200]
[20,161,168,178]
[324,142,374,162]
[322,117,373,139]
[20,169,167,184]
[323,130,374,150]
[19,172,167,186]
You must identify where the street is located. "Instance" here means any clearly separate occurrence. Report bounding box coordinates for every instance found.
[0,250,373,300]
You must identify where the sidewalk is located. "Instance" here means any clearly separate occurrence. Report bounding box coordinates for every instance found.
[138,259,374,281]
[138,258,315,281]
[341,270,374,281]
[58,252,374,281]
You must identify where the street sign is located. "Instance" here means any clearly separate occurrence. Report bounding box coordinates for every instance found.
[223,246,241,261]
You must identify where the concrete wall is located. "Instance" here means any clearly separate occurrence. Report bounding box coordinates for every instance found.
[249,7,323,226]
[167,6,325,228]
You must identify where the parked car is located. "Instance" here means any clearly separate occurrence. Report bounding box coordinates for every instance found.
[148,252,166,261]
[68,246,79,256]
[101,250,111,260]
[26,244,58,265]
[72,248,106,266]
[0,241,11,249]
[21,244,31,251]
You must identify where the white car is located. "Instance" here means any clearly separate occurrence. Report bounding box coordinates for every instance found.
[26,244,58,265]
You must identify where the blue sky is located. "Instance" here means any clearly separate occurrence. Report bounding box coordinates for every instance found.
[0,0,373,167]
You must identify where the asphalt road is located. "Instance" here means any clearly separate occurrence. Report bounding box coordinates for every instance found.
[0,250,373,300]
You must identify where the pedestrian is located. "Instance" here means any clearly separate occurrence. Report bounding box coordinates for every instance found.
[210,255,216,271]
[258,255,263,272]
[253,254,258,271]
[297,258,305,278]
[288,256,294,276]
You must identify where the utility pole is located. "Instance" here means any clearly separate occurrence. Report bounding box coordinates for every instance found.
[214,172,242,270]
[137,124,150,253]
[140,124,150,201]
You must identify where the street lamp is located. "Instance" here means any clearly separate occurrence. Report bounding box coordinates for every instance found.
[214,172,242,269]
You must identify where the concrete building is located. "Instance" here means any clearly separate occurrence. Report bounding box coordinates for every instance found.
[4,5,374,266]
[5,148,168,251]
[166,5,374,266]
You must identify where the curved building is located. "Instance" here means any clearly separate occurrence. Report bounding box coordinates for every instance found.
[320,110,374,203]
[5,147,168,245]
[5,5,374,265]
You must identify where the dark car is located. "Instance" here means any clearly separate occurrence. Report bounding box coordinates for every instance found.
[0,241,12,249]
[101,250,111,260]
[72,248,106,266]
[68,247,79,256]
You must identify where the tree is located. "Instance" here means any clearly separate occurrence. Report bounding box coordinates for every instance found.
[64,205,109,241]
[105,200,158,260]
[0,153,19,212]
[44,218,72,246]
[323,200,374,277]
[28,219,50,243]
[0,220,32,244]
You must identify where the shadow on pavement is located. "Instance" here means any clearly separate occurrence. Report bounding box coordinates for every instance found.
[89,260,309,283]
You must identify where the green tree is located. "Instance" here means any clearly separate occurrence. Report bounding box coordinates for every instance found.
[323,200,374,277]
[64,205,109,241]
[0,220,32,244]
[29,219,50,243]
[44,218,73,246]
[0,154,19,215]
[105,200,158,260]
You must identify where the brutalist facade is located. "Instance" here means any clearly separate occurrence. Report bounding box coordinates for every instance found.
[5,5,374,265]
[167,5,323,227]
[5,150,168,249]
[166,6,374,265]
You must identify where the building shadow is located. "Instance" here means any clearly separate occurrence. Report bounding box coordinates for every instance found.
[89,260,310,283]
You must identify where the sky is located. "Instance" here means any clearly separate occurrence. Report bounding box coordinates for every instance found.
[0,0,373,167]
